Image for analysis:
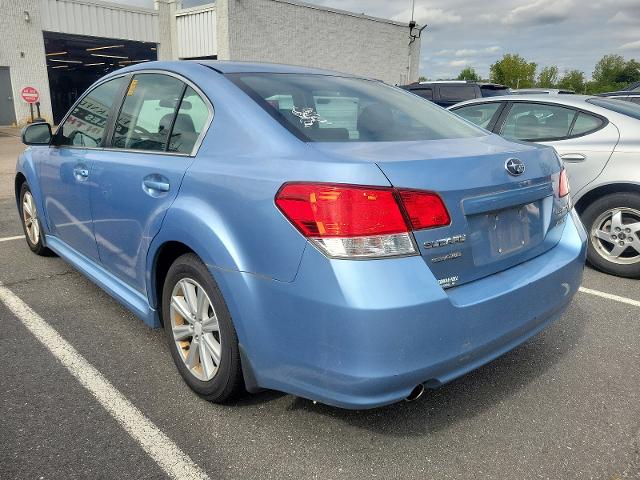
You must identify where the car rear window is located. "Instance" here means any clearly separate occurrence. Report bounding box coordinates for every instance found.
[439,85,477,102]
[228,73,484,142]
[480,86,510,97]
[587,98,640,120]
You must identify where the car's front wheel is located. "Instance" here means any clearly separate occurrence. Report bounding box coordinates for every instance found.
[582,192,640,278]
[19,183,52,256]
[162,253,244,402]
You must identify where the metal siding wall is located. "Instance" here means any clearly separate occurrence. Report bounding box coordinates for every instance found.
[176,6,216,59]
[39,0,159,42]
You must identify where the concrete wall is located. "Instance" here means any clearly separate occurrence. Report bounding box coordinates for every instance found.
[0,0,53,125]
[217,0,420,85]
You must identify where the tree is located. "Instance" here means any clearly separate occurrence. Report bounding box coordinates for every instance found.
[592,54,627,92]
[457,67,480,81]
[489,54,537,89]
[618,59,640,84]
[537,66,558,88]
[558,70,586,93]
[418,76,429,82]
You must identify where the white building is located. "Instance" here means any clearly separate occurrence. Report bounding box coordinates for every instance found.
[0,0,421,126]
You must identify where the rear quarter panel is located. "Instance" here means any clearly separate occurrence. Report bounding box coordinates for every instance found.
[148,65,391,285]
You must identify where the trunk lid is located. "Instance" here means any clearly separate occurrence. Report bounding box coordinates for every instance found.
[311,135,570,288]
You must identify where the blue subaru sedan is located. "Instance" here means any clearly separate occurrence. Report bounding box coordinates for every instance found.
[16,61,586,409]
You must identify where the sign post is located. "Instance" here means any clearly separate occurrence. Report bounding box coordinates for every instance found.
[20,86,40,123]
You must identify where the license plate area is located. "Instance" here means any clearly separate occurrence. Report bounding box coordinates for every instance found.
[469,201,544,266]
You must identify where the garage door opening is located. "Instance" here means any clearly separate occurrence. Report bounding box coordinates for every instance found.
[44,31,157,123]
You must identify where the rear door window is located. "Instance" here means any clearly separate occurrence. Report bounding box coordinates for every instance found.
[411,88,433,100]
[439,85,477,102]
[500,102,577,141]
[112,73,186,152]
[167,87,210,154]
[452,102,502,129]
[570,112,603,136]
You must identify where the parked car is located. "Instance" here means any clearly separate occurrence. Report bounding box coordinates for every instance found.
[597,91,640,105]
[16,61,586,409]
[400,81,510,107]
[450,95,640,278]
[512,88,575,95]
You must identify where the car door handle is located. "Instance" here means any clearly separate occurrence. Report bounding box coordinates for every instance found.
[560,153,586,162]
[142,175,171,197]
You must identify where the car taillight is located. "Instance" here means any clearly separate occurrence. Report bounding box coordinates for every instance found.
[275,183,449,258]
[559,168,570,198]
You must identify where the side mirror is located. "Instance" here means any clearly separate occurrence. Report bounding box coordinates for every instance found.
[21,122,52,146]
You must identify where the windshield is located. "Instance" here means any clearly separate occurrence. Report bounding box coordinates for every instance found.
[587,98,640,121]
[228,73,485,142]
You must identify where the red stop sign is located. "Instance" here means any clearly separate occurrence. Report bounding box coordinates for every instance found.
[21,86,40,104]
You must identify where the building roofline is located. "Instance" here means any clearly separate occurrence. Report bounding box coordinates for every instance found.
[46,0,158,15]
[175,3,216,17]
[266,0,416,28]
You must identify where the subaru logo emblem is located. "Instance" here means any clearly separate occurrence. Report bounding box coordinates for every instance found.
[505,158,525,176]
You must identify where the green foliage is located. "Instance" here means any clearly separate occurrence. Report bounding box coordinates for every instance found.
[591,54,640,92]
[418,76,429,82]
[558,70,586,93]
[489,54,537,88]
[537,66,558,88]
[456,67,480,81]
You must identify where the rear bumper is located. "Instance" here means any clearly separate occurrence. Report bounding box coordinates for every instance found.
[216,210,587,409]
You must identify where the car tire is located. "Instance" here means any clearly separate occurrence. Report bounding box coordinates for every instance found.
[19,183,53,256]
[581,192,640,279]
[162,253,244,402]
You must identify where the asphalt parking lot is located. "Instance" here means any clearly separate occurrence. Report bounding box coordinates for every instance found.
[0,129,638,480]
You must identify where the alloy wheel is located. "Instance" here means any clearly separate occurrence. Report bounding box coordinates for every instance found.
[169,278,222,381]
[22,191,40,245]
[590,207,640,265]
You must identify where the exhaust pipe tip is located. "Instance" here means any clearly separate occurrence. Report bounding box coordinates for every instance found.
[405,384,425,402]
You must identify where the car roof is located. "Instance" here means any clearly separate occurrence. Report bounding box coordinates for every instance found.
[449,94,601,109]
[195,60,356,77]
[402,81,507,88]
[107,60,358,79]
[598,91,640,97]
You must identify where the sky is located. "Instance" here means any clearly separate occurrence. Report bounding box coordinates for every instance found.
[119,0,640,80]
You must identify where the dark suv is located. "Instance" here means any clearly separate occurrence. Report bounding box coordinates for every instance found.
[400,81,510,107]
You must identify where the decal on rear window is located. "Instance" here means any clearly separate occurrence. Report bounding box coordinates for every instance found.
[291,107,330,128]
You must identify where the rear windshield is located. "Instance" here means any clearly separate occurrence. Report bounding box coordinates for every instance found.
[228,73,485,142]
[481,86,510,97]
[587,98,640,121]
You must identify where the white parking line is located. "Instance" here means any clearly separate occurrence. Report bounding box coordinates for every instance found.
[0,283,210,480]
[579,286,640,308]
[0,235,24,243]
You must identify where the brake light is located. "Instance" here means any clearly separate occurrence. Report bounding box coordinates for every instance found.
[399,189,451,230]
[559,168,570,198]
[275,183,450,258]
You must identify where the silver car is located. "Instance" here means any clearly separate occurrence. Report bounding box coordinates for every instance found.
[450,95,640,278]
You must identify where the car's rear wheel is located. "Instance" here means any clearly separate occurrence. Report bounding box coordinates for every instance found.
[162,253,243,402]
[582,192,640,278]
[19,183,52,256]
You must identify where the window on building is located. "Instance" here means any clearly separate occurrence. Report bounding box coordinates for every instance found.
[58,76,127,148]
